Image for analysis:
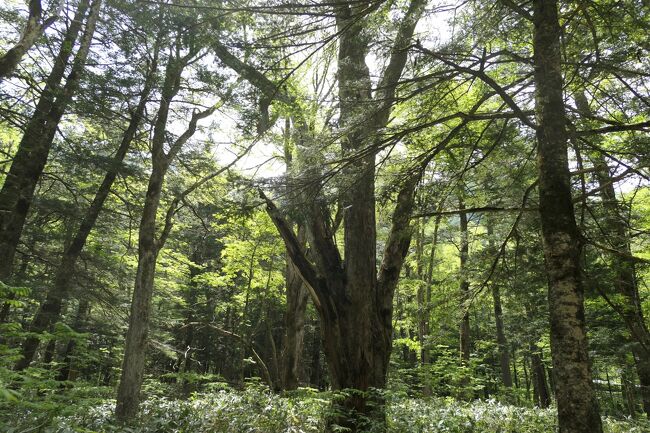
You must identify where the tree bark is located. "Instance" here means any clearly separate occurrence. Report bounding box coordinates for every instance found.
[530,344,550,408]
[281,234,309,390]
[115,49,212,421]
[0,0,96,285]
[14,40,157,371]
[280,127,310,391]
[309,321,322,389]
[575,91,650,417]
[492,287,512,388]
[532,1,603,432]
[512,345,520,389]
[57,298,90,381]
[486,218,512,388]
[458,197,471,366]
[621,358,637,416]
[221,1,424,429]
[0,0,57,81]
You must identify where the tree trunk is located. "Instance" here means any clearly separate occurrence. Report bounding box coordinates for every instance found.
[254,1,424,430]
[486,219,512,388]
[177,249,203,395]
[532,1,603,431]
[0,0,97,285]
[42,337,56,365]
[621,359,637,416]
[575,91,650,417]
[281,243,309,390]
[512,345,520,389]
[13,43,156,371]
[115,49,211,421]
[115,55,182,421]
[280,129,310,391]
[212,8,423,427]
[492,284,512,387]
[0,1,57,81]
[309,319,322,389]
[530,344,550,408]
[458,197,471,368]
[58,298,90,381]
[114,162,165,421]
[522,354,531,402]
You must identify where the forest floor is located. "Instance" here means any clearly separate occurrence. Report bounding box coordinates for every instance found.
[2,384,650,432]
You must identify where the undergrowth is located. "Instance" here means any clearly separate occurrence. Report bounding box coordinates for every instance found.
[1,382,649,432]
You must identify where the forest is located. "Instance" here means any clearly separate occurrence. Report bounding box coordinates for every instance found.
[0,0,649,432]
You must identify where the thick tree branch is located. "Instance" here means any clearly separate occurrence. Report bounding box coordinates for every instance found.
[377,174,419,302]
[259,190,325,308]
[305,201,343,285]
[212,41,291,105]
[498,0,533,21]
[0,0,60,80]
[575,120,650,136]
[165,104,218,163]
[373,0,426,126]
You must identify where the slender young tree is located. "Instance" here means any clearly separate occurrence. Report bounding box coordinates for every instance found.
[458,196,471,366]
[115,33,216,420]
[574,91,650,417]
[487,217,513,388]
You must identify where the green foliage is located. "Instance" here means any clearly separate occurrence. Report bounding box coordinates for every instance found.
[3,386,648,433]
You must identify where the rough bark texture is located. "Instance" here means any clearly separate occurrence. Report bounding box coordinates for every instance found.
[575,91,650,417]
[0,0,95,285]
[532,1,603,432]
[0,0,57,81]
[219,2,423,429]
[280,131,310,391]
[492,284,512,387]
[281,234,310,390]
[14,45,156,371]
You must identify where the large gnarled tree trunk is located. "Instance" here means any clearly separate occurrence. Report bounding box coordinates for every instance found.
[217,2,424,429]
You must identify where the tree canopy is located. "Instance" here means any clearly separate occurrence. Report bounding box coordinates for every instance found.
[0,1,649,432]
